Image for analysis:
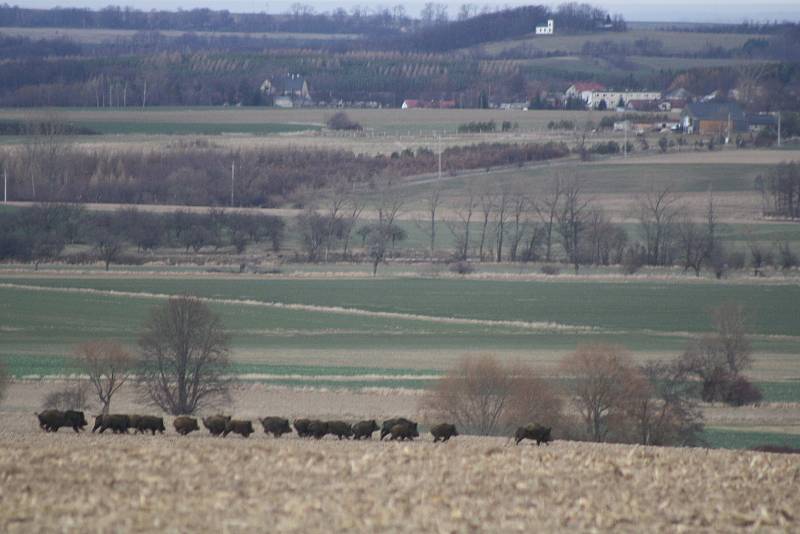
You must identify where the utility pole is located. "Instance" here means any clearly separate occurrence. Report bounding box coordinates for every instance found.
[623,121,628,159]
[3,168,7,204]
[142,80,147,109]
[230,160,235,207]
[437,131,442,180]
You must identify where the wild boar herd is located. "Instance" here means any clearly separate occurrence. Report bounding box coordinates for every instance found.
[35,410,553,446]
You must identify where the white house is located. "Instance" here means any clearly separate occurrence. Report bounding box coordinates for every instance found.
[535,19,554,35]
[589,90,661,109]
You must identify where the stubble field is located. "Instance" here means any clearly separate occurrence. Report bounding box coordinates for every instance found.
[1,409,798,533]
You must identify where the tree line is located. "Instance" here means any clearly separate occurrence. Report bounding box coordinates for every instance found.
[0,136,567,206]
[423,302,759,447]
[0,204,285,270]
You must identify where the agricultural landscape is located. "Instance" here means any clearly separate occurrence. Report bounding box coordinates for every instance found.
[1,2,800,531]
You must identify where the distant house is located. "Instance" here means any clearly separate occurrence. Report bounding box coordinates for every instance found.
[590,91,661,110]
[747,113,778,132]
[564,82,605,106]
[535,19,554,35]
[261,74,311,106]
[681,102,748,136]
[401,99,457,109]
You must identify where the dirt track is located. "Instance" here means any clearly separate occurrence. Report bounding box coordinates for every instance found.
[1,412,798,533]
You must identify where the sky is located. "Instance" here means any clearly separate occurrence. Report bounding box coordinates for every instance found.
[18,1,800,23]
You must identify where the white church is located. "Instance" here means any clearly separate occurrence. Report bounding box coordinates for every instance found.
[535,19,554,35]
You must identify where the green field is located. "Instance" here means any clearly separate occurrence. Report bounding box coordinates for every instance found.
[2,276,798,379]
[702,428,800,450]
[72,121,320,136]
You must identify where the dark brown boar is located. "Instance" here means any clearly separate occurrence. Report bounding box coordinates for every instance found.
[514,424,552,446]
[352,420,379,440]
[203,415,231,436]
[223,419,254,438]
[430,423,459,442]
[380,417,416,440]
[36,410,87,433]
[93,414,130,434]
[308,420,328,440]
[389,422,419,441]
[173,416,199,435]
[294,418,311,438]
[326,421,353,440]
[260,417,292,438]
[136,415,166,435]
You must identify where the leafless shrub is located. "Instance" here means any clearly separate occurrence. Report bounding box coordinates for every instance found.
[560,344,643,442]
[76,340,135,415]
[448,260,474,275]
[540,264,560,275]
[0,358,9,405]
[420,354,562,436]
[41,381,92,411]
[326,112,363,131]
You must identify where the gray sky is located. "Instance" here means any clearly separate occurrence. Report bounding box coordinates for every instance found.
[18,1,800,23]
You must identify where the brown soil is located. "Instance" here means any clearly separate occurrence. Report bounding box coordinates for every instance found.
[2,411,798,532]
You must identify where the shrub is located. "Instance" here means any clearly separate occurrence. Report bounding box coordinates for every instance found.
[0,358,8,405]
[420,354,562,436]
[41,381,91,411]
[448,260,475,275]
[723,376,763,406]
[778,241,798,270]
[540,264,560,275]
[326,112,362,131]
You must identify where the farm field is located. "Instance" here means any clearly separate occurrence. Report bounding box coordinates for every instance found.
[0,107,615,135]
[2,274,799,381]
[0,26,362,43]
[480,29,768,56]
[0,407,798,533]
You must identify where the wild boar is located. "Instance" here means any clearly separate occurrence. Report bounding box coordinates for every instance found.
[36,410,87,433]
[352,420,379,440]
[293,418,312,438]
[173,416,200,435]
[514,424,552,446]
[326,421,353,440]
[308,420,329,440]
[93,414,130,434]
[223,419,254,438]
[430,423,459,442]
[203,415,232,436]
[389,422,419,441]
[128,414,142,432]
[136,415,166,435]
[260,417,292,438]
[380,417,416,440]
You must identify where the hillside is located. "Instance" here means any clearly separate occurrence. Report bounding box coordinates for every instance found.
[0,411,797,532]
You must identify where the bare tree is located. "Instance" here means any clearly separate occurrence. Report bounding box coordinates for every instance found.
[560,344,641,442]
[677,217,709,276]
[556,177,590,272]
[628,360,703,446]
[414,187,443,259]
[477,190,494,261]
[494,188,511,262]
[76,340,135,415]
[508,192,530,262]
[637,187,682,265]
[21,112,70,200]
[0,357,9,405]
[367,177,405,276]
[341,195,365,260]
[679,302,753,402]
[534,175,563,262]
[446,190,475,260]
[421,354,561,435]
[138,296,231,415]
